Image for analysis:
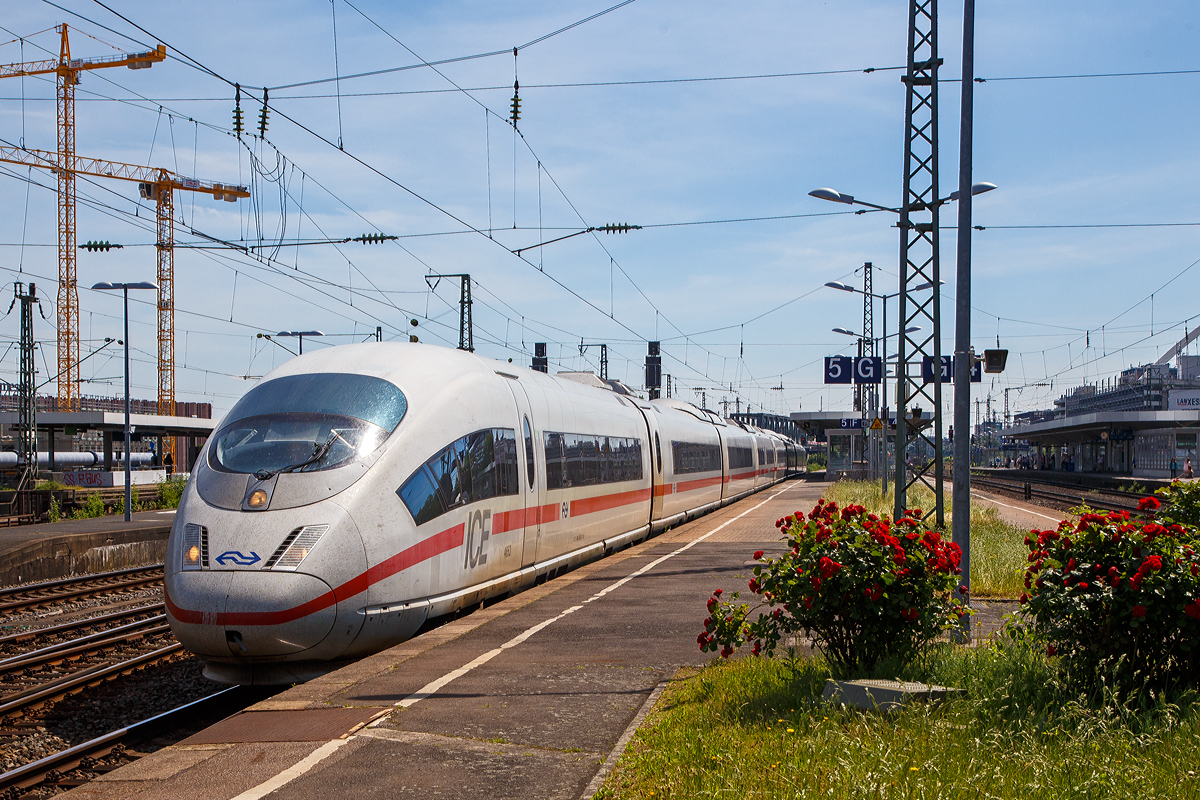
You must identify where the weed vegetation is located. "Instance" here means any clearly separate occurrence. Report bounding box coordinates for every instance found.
[823,480,1027,597]
[601,638,1200,799]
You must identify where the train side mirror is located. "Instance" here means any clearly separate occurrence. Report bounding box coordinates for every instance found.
[983,349,1008,373]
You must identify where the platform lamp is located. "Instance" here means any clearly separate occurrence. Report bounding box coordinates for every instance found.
[91,281,158,522]
[276,330,324,355]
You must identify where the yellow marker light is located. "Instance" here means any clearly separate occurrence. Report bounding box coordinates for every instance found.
[186,545,200,565]
[248,489,268,509]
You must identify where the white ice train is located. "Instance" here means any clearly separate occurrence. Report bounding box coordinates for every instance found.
[165,343,805,684]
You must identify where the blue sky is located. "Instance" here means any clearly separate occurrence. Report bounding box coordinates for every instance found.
[1,0,1198,422]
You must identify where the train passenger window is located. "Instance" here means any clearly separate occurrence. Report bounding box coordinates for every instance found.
[523,417,535,490]
[542,432,643,488]
[655,433,662,474]
[671,441,721,474]
[727,446,754,470]
[397,428,519,525]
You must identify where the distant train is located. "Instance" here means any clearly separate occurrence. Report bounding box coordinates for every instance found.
[164,343,805,684]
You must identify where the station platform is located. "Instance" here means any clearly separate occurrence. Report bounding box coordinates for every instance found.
[61,479,1056,800]
[64,482,820,800]
[0,508,175,585]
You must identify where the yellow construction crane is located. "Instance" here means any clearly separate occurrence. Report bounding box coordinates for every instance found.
[0,25,249,466]
[0,24,165,412]
[0,145,249,460]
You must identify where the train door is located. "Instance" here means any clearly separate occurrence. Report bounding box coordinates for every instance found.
[636,403,666,525]
[502,378,542,568]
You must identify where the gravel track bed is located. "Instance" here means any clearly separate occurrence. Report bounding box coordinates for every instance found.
[0,587,163,635]
[0,654,231,795]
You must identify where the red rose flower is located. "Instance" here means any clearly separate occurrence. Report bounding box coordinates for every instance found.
[753,550,764,561]
[1138,496,1161,511]
[1019,593,1028,604]
[1131,605,1147,618]
[1047,644,1057,656]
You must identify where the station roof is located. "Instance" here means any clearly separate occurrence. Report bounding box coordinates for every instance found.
[0,411,216,437]
[1003,410,1200,443]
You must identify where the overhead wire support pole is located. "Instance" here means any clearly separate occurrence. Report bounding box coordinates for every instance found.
[579,342,609,380]
[894,0,945,526]
[426,274,473,352]
[953,0,976,640]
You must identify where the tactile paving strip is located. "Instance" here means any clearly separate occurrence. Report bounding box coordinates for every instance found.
[179,707,386,745]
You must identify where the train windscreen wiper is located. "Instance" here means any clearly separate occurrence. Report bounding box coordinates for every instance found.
[254,431,340,481]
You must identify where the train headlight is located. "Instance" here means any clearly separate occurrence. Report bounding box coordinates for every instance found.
[247,489,269,509]
[263,525,329,571]
[182,524,208,570]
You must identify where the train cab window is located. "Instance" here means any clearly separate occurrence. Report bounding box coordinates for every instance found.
[397,428,519,525]
[523,417,535,490]
[655,433,662,474]
[210,373,407,476]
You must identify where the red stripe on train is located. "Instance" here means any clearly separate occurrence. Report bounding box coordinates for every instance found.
[166,524,466,626]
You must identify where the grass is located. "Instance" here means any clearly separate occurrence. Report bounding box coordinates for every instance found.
[599,642,1200,800]
[821,480,1033,598]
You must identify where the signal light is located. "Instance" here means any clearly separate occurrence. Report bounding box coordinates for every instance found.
[257,87,269,137]
[82,241,122,252]
[948,426,954,443]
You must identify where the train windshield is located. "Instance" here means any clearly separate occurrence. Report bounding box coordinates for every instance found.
[210,373,407,475]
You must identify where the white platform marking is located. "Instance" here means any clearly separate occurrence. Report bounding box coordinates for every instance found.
[236,482,799,797]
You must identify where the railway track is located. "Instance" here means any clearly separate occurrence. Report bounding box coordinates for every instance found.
[0,565,232,792]
[0,565,164,618]
[0,686,255,797]
[970,474,1145,514]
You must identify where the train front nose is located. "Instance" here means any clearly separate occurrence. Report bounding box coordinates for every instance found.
[168,570,338,658]
[165,499,368,670]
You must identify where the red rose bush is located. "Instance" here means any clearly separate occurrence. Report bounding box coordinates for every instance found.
[699,499,967,674]
[1020,488,1200,690]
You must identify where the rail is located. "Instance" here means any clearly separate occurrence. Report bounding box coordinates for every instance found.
[0,686,247,796]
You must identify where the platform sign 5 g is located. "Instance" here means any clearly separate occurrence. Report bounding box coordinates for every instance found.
[824,356,882,385]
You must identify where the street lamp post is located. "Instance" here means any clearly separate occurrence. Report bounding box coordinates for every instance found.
[91,281,158,522]
[276,330,324,354]
[813,183,994,523]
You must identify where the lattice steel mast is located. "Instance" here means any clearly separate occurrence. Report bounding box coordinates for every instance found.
[893,0,945,525]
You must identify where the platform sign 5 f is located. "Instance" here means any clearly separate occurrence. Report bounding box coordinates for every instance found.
[824,356,852,384]
[854,357,882,385]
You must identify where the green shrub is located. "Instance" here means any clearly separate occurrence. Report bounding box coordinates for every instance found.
[71,491,106,519]
[701,499,967,676]
[158,476,186,509]
[48,496,60,523]
[1155,480,1200,529]
[35,480,65,490]
[806,453,826,472]
[1021,499,1200,694]
[114,485,141,516]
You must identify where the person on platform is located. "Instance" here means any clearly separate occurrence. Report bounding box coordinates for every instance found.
[1171,458,1178,479]
[164,451,174,475]
[1187,456,1194,479]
